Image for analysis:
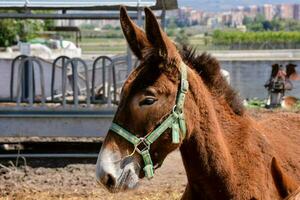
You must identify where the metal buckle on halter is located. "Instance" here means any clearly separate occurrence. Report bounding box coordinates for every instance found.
[172,105,180,118]
[181,80,189,93]
[135,138,150,154]
[173,105,184,117]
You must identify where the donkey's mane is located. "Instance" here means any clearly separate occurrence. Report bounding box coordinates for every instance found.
[180,46,244,115]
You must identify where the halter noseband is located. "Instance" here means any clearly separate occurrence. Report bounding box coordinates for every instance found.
[109,62,189,179]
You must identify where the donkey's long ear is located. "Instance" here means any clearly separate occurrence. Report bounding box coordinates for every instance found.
[120,6,149,59]
[144,7,178,61]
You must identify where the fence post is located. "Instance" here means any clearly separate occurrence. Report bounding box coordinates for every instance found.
[51,56,70,102]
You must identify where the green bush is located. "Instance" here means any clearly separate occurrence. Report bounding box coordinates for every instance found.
[17,20,44,42]
[175,29,190,47]
[0,19,18,47]
[243,14,300,32]
[0,19,44,47]
[212,30,300,45]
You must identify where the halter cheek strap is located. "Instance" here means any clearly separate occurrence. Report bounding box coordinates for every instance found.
[109,62,189,179]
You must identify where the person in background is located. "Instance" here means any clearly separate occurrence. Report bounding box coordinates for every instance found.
[264,63,297,108]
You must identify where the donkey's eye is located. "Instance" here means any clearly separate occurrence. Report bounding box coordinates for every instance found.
[139,97,157,106]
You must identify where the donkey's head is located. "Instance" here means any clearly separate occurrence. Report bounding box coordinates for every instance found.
[96,7,189,192]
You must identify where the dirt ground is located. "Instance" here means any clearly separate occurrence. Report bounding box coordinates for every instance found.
[0,109,299,200]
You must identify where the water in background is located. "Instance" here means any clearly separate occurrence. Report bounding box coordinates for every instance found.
[221,60,300,99]
[1,59,300,100]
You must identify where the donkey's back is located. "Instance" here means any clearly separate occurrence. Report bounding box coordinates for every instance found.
[258,112,300,182]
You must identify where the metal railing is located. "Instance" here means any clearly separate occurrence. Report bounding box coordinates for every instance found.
[10,54,28,101]
[51,55,70,102]
[62,58,91,108]
[15,57,46,106]
[91,56,117,105]
[7,54,129,108]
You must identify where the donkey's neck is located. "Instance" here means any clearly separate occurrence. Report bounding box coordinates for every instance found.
[180,121,236,199]
[180,73,237,199]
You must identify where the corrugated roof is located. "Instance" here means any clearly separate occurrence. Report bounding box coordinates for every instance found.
[1,0,155,7]
[0,0,178,10]
[154,0,178,10]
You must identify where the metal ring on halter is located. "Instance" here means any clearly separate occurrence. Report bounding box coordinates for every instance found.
[171,105,178,119]
[172,105,183,116]
[135,138,150,154]
[172,105,177,114]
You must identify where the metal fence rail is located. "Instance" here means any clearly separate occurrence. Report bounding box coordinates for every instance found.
[10,54,28,101]
[0,54,131,137]
[51,55,71,102]
[15,57,46,107]
[7,54,129,108]
[91,56,117,105]
[62,58,91,108]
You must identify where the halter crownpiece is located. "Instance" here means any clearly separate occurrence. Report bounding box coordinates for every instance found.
[109,62,189,179]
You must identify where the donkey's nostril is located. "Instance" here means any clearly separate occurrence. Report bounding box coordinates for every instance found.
[104,173,116,188]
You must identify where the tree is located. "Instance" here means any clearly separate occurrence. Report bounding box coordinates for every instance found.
[270,19,285,31]
[167,17,177,29]
[80,23,96,30]
[0,18,45,47]
[17,20,44,42]
[102,24,114,30]
[243,16,253,25]
[243,14,300,32]
[212,30,300,44]
[175,29,190,47]
[0,19,18,47]
[262,21,272,31]
[247,23,264,32]
[286,20,300,31]
[254,14,266,23]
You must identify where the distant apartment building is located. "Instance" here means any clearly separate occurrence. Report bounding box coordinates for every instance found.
[190,10,204,25]
[220,12,244,27]
[56,19,119,29]
[200,12,221,28]
[177,7,193,26]
[231,11,244,27]
[277,4,294,19]
[222,12,232,26]
[170,7,204,26]
[227,6,246,27]
[232,6,245,12]
[294,4,300,20]
[262,4,274,21]
[244,5,259,18]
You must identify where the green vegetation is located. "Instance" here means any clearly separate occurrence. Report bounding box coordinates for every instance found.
[1,12,300,52]
[244,98,300,111]
[0,19,45,47]
[69,38,127,54]
[212,30,300,44]
[297,102,300,109]
[80,24,96,30]
[17,20,44,42]
[0,10,55,47]
[0,19,18,47]
[211,30,300,49]
[175,29,190,47]
[243,15,300,32]
[245,99,266,108]
[48,26,300,53]
[80,29,123,39]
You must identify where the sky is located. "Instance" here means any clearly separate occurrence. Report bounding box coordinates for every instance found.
[178,0,300,12]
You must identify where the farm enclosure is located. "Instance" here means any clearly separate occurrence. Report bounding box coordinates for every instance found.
[1,109,300,200]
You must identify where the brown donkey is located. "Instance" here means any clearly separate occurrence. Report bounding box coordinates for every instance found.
[96,7,300,199]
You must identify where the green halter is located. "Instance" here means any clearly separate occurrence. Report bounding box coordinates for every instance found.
[109,62,189,179]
